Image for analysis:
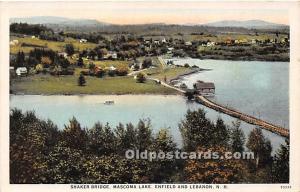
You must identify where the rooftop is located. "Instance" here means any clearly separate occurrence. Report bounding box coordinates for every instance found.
[194,81,215,89]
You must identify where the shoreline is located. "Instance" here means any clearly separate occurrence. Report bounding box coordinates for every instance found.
[168,68,207,83]
[163,56,290,63]
[9,92,181,96]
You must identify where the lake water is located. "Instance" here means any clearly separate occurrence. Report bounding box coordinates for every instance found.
[168,58,289,129]
[10,94,285,152]
[10,59,289,152]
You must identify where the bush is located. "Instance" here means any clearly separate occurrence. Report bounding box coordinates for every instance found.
[116,66,128,76]
[142,58,152,69]
[65,44,75,56]
[108,70,116,77]
[95,69,105,78]
[136,73,146,83]
[184,63,190,68]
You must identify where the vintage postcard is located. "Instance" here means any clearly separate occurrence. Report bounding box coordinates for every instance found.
[0,0,300,192]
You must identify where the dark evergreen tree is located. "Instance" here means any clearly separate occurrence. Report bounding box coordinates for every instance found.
[77,56,84,67]
[272,139,289,183]
[136,119,153,151]
[65,44,75,56]
[63,117,87,150]
[214,117,229,147]
[78,73,86,86]
[229,120,245,153]
[179,109,215,151]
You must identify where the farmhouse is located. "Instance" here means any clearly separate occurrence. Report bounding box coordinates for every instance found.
[58,52,68,58]
[207,42,215,47]
[9,40,19,46]
[16,67,28,76]
[185,41,192,46]
[194,80,215,96]
[79,39,87,43]
[109,66,116,71]
[103,51,118,59]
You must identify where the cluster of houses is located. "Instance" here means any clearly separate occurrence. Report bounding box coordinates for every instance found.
[141,35,289,50]
[9,40,19,46]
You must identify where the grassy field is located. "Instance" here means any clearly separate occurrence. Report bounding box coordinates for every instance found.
[150,67,193,82]
[93,60,131,68]
[11,75,178,95]
[143,56,193,82]
[10,36,98,54]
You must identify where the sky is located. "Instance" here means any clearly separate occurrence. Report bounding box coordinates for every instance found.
[4,1,290,25]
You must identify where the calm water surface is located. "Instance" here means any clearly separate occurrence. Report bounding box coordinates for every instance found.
[168,59,289,128]
[10,94,285,152]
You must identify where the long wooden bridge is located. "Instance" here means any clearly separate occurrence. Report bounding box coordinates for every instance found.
[150,77,289,138]
[195,95,289,137]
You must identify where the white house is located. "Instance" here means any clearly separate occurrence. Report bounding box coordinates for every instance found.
[185,41,192,46]
[16,67,27,76]
[103,51,118,59]
[161,38,167,43]
[79,39,87,43]
[154,40,160,45]
[58,52,68,58]
[167,47,174,54]
[9,40,19,46]
[111,52,118,59]
[109,66,116,71]
[207,42,215,47]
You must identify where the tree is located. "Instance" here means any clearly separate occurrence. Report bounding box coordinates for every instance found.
[184,146,245,183]
[272,139,289,183]
[184,63,190,68]
[88,50,97,60]
[213,118,229,147]
[43,141,86,183]
[63,117,87,150]
[78,73,86,86]
[142,58,152,69]
[246,127,272,169]
[83,154,152,183]
[179,109,215,151]
[121,123,137,151]
[87,122,116,155]
[15,51,25,68]
[136,72,146,83]
[10,109,59,183]
[88,63,96,71]
[229,120,245,153]
[116,66,129,76]
[151,129,177,182]
[136,119,153,151]
[65,44,75,56]
[77,56,84,67]
[184,89,195,100]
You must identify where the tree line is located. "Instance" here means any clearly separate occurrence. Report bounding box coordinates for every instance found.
[10,23,64,42]
[10,108,289,184]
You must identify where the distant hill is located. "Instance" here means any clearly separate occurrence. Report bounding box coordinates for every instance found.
[10,16,110,27]
[202,20,288,29]
[9,17,289,34]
